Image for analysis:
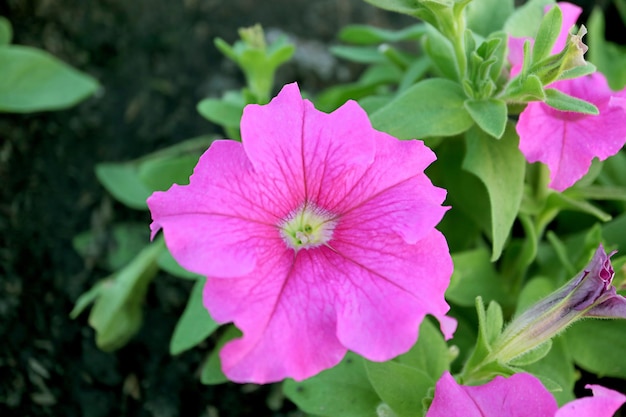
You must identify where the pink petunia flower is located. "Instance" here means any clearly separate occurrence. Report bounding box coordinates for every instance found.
[147,83,455,383]
[510,2,626,191]
[426,371,626,417]
[517,73,626,191]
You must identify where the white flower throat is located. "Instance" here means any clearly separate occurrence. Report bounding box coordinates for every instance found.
[279,203,337,250]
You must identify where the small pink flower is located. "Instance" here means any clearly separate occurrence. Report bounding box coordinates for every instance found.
[426,372,626,417]
[517,73,626,192]
[147,83,455,383]
[509,2,626,191]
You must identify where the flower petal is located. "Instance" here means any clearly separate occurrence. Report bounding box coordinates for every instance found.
[517,73,626,191]
[331,228,454,356]
[206,244,347,383]
[333,134,447,244]
[555,384,626,417]
[147,140,281,277]
[426,372,558,417]
[241,82,376,210]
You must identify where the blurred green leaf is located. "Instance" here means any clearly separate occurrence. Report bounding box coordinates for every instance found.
[396,318,450,381]
[504,0,555,38]
[329,45,386,64]
[96,136,211,210]
[523,337,575,405]
[315,63,400,112]
[72,222,149,271]
[338,23,426,45]
[170,278,219,355]
[197,98,244,128]
[365,361,433,417]
[566,320,626,379]
[0,45,99,112]
[587,7,626,90]
[138,153,198,192]
[531,5,562,63]
[284,353,379,417]
[466,0,513,36]
[544,88,599,114]
[363,0,423,17]
[464,98,507,139]
[447,248,512,307]
[371,78,473,139]
[74,238,164,351]
[95,162,153,210]
[157,247,202,280]
[200,326,241,385]
[0,16,12,45]
[422,26,459,80]
[546,192,611,222]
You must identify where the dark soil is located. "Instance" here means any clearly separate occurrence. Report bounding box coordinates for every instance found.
[2,1,625,417]
[0,1,409,416]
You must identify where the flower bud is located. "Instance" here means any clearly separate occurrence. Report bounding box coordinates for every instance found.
[491,245,625,363]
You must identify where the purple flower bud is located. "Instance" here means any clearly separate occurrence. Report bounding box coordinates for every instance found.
[491,245,624,364]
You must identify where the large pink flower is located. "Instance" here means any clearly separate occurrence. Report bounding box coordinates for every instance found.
[147,83,455,383]
[426,372,626,417]
[510,2,626,191]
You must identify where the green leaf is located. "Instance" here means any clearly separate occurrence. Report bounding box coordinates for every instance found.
[544,88,599,114]
[370,78,473,139]
[463,124,525,260]
[514,276,556,316]
[329,45,386,64]
[504,0,555,38]
[546,192,611,222]
[508,339,552,366]
[465,0,513,37]
[95,162,153,210]
[464,98,508,139]
[72,222,149,271]
[284,353,379,417]
[447,248,512,308]
[362,0,422,16]
[138,153,198,192]
[86,238,164,351]
[315,63,401,112]
[0,45,99,112]
[200,326,241,385]
[397,318,450,380]
[565,320,626,379]
[531,5,562,63]
[587,7,626,90]
[170,278,219,355]
[523,337,575,405]
[428,139,491,237]
[157,247,202,280]
[365,361,433,417]
[422,26,459,80]
[338,23,427,45]
[96,136,211,210]
[0,16,12,45]
[197,98,244,128]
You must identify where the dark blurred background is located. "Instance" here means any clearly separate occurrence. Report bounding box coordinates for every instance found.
[0,0,623,416]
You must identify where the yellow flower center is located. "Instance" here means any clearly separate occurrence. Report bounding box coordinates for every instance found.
[279,203,337,250]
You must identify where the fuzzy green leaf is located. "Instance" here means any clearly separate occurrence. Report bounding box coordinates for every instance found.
[0,45,99,112]
[170,278,219,355]
[284,353,379,417]
[544,88,599,114]
[370,78,473,139]
[463,124,525,260]
[464,98,508,139]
